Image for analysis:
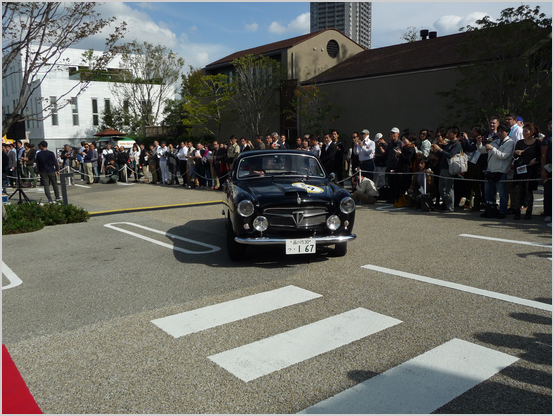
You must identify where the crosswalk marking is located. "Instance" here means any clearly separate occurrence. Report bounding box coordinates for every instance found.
[151,285,322,338]
[299,338,518,414]
[2,261,23,290]
[362,264,552,312]
[208,308,402,382]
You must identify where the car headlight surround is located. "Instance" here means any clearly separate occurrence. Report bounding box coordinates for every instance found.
[340,196,355,214]
[253,216,268,232]
[237,200,255,217]
[326,215,341,231]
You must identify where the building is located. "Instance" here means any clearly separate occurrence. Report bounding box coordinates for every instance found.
[2,47,173,152]
[310,2,372,50]
[203,29,365,140]
[303,31,473,139]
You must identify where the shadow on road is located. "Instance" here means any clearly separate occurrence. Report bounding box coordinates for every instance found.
[166,218,332,269]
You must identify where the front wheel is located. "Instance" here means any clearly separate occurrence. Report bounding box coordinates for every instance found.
[335,242,347,257]
[227,216,246,261]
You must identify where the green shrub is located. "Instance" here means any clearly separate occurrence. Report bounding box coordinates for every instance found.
[2,202,90,235]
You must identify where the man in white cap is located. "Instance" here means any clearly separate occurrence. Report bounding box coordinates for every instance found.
[355,129,375,177]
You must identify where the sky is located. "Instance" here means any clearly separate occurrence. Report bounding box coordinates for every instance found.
[78,1,552,72]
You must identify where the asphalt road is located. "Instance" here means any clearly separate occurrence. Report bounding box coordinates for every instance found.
[2,181,552,414]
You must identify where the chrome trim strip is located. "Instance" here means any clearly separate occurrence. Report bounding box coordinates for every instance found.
[235,234,357,246]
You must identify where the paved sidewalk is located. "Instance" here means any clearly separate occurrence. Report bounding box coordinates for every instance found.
[5,179,225,213]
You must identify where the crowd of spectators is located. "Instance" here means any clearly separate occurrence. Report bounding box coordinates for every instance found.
[2,115,551,222]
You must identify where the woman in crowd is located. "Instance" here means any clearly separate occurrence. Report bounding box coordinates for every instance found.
[512,122,542,219]
[130,143,141,182]
[407,157,435,210]
[460,125,485,211]
[139,143,149,183]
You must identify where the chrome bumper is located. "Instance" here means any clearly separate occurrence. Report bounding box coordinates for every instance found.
[235,234,356,246]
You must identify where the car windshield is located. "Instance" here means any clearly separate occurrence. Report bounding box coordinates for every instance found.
[236,153,325,179]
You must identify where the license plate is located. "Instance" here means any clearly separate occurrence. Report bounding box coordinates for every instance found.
[286,238,316,254]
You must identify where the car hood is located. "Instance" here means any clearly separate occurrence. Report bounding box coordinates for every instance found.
[238,177,344,207]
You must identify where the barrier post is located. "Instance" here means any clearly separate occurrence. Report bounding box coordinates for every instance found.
[59,173,73,206]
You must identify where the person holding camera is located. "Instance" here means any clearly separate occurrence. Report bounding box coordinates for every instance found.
[477,122,515,219]
[351,174,379,205]
[370,133,386,188]
[431,126,462,213]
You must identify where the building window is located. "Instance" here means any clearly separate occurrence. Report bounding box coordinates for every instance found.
[71,97,79,126]
[104,98,111,114]
[50,96,58,126]
[92,98,99,126]
[123,100,130,124]
[327,40,340,58]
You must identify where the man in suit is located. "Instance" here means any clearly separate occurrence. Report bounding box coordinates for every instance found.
[240,137,251,153]
[331,129,345,182]
[35,140,61,202]
[320,133,337,175]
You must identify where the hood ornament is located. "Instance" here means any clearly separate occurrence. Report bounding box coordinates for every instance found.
[297,192,301,205]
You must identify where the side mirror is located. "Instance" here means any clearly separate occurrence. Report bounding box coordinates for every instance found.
[328,172,336,182]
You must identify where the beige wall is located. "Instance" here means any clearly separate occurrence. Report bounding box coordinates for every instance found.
[305,67,465,139]
[286,31,365,82]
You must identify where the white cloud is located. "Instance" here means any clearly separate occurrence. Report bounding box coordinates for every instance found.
[245,23,259,32]
[268,12,310,35]
[190,25,198,32]
[137,2,157,11]
[195,52,210,67]
[434,11,489,34]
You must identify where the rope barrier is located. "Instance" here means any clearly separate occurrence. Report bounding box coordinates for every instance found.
[6,167,544,185]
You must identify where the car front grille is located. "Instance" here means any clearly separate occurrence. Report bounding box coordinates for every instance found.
[263,206,328,229]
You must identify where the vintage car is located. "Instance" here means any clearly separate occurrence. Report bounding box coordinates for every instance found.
[223,150,356,260]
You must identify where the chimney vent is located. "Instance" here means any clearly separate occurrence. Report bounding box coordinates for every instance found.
[420,29,429,40]
[429,31,437,39]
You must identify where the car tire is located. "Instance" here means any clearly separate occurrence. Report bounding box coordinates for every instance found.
[335,242,347,257]
[227,216,245,261]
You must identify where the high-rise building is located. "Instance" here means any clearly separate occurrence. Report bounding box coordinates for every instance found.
[310,2,372,49]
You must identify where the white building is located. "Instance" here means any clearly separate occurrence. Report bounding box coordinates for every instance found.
[310,2,372,49]
[2,47,173,152]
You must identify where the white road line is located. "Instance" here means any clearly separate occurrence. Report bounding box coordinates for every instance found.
[104,222,220,254]
[362,265,552,312]
[376,204,406,211]
[299,338,518,414]
[460,234,552,248]
[73,184,91,188]
[208,308,402,382]
[2,261,23,290]
[152,285,322,338]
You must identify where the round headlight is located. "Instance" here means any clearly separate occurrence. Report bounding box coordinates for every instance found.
[340,197,355,214]
[326,215,341,231]
[253,216,268,232]
[237,200,255,217]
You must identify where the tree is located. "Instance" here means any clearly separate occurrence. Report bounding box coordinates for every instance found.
[229,54,283,139]
[180,66,231,140]
[286,69,341,138]
[99,103,142,137]
[109,40,184,128]
[438,5,552,126]
[2,2,127,136]
[400,26,421,43]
